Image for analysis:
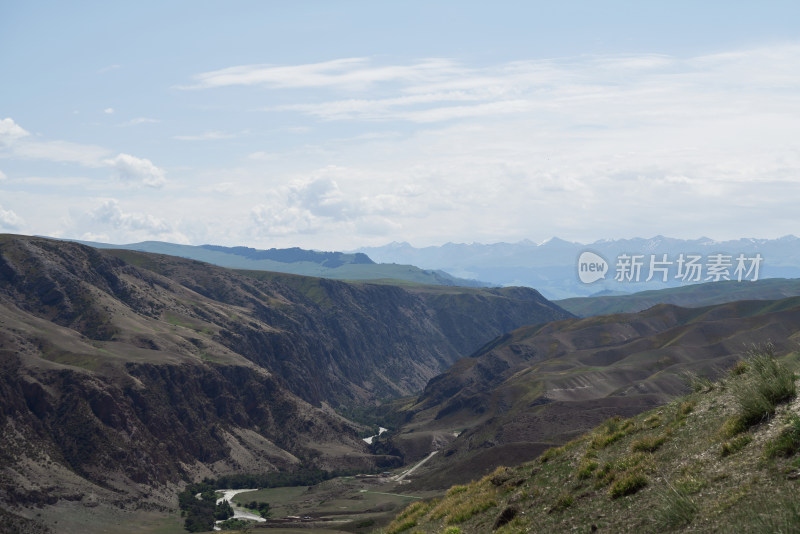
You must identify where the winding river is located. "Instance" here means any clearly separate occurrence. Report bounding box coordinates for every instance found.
[213,489,266,530]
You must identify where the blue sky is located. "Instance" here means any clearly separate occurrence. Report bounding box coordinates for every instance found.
[2,1,799,249]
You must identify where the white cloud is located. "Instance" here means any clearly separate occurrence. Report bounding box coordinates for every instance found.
[0,118,30,145]
[249,45,800,130]
[250,174,350,236]
[203,181,238,194]
[273,91,482,121]
[14,140,110,167]
[104,153,166,188]
[90,199,170,233]
[247,151,276,161]
[0,170,6,181]
[122,117,160,126]
[104,107,115,114]
[1,117,110,166]
[180,57,461,91]
[248,168,410,238]
[2,119,166,184]
[0,204,24,230]
[173,131,236,141]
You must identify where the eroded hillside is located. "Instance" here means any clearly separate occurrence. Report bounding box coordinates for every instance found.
[0,234,571,532]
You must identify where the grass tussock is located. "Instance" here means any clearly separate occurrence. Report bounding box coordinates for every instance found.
[576,459,598,479]
[726,345,796,433]
[385,500,434,534]
[425,469,501,526]
[631,433,668,453]
[679,400,695,416]
[549,492,573,513]
[539,445,566,463]
[644,414,662,428]
[589,416,637,450]
[730,360,749,376]
[445,496,498,525]
[655,484,698,528]
[764,413,800,459]
[720,434,752,457]
[609,472,648,499]
[684,369,714,393]
[748,493,800,533]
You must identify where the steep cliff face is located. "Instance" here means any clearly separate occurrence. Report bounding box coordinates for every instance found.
[0,331,373,514]
[0,236,571,406]
[0,234,572,527]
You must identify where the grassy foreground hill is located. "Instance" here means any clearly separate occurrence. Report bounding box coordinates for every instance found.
[382,348,800,533]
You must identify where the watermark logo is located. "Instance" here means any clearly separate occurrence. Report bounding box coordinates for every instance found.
[577,251,609,284]
[577,251,764,284]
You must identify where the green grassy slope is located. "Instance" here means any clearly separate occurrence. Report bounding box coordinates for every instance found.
[381,350,800,533]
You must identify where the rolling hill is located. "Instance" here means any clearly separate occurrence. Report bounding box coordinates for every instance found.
[378,297,800,490]
[381,350,800,533]
[556,277,800,317]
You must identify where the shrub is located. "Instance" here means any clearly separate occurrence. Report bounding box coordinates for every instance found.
[218,518,253,531]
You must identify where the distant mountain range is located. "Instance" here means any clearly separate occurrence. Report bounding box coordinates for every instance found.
[58,239,489,288]
[356,235,800,299]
